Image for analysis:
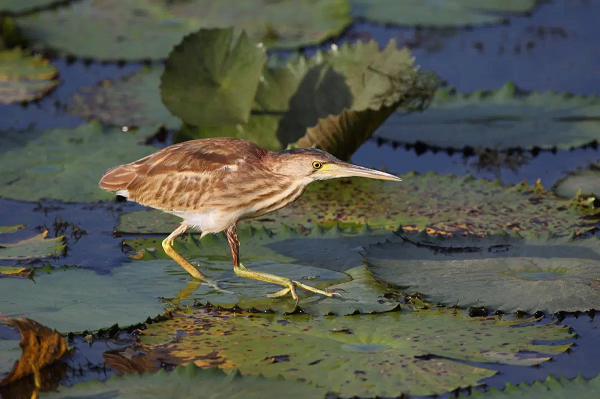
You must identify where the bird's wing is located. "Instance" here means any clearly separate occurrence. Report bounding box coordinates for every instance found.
[98,138,268,210]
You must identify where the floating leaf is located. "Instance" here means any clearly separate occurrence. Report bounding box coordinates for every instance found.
[0,338,20,380]
[178,40,436,160]
[0,0,61,14]
[351,0,537,27]
[117,172,600,236]
[553,163,600,199]
[124,226,396,314]
[0,121,158,202]
[374,83,600,151]
[15,0,351,60]
[364,232,600,314]
[67,67,181,129]
[0,225,24,234]
[470,374,600,398]
[140,307,572,397]
[161,28,266,128]
[42,363,327,399]
[0,48,58,104]
[0,317,69,388]
[0,230,65,262]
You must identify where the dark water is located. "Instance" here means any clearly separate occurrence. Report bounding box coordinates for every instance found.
[1,0,599,397]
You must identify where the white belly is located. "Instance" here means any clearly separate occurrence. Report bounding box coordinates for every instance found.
[168,210,236,235]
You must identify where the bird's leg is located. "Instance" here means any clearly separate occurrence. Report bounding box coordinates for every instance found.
[162,222,207,280]
[225,224,342,303]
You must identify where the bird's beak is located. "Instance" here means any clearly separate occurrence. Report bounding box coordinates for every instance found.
[320,162,402,181]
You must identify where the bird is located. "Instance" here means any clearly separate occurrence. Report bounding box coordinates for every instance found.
[99,137,402,302]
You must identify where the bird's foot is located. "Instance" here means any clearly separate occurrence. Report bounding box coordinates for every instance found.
[267,281,346,301]
[191,275,234,295]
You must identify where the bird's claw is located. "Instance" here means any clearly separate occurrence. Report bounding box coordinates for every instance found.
[196,277,235,295]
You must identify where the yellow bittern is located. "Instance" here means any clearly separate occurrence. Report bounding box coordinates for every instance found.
[99,138,401,301]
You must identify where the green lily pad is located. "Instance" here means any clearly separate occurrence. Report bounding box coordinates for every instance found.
[161,28,266,128]
[67,67,181,129]
[352,0,537,27]
[177,39,436,160]
[374,82,600,151]
[140,307,572,397]
[0,225,24,234]
[0,0,59,14]
[364,232,600,314]
[15,0,351,60]
[0,230,65,261]
[0,338,20,379]
[116,172,600,236]
[470,374,600,398]
[0,48,58,104]
[0,121,158,202]
[124,226,396,314]
[42,363,327,399]
[553,165,600,199]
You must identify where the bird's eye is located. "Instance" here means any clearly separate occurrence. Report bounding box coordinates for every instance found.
[312,161,322,169]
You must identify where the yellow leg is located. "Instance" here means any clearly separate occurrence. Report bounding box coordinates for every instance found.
[226,224,343,304]
[162,222,206,279]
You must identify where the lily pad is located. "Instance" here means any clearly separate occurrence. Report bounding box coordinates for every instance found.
[470,374,600,398]
[0,229,65,262]
[0,48,58,104]
[161,28,266,128]
[0,339,20,379]
[352,0,537,27]
[374,82,600,151]
[67,67,181,129]
[364,232,600,314]
[553,164,600,199]
[0,0,60,14]
[0,121,158,202]
[42,363,327,399]
[0,225,24,234]
[15,0,351,60]
[124,226,396,314]
[140,307,572,397]
[117,172,600,236]
[177,39,436,160]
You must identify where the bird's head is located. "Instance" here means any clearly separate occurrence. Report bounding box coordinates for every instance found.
[272,148,402,183]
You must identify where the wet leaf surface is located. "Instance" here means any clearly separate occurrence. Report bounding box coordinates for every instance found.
[364,232,600,314]
[374,82,600,151]
[0,0,60,14]
[0,228,65,262]
[117,172,600,236]
[0,121,158,202]
[43,362,327,399]
[124,226,397,314]
[139,307,572,397]
[67,66,181,129]
[553,162,600,199]
[0,48,58,104]
[0,317,69,389]
[15,0,351,60]
[352,0,537,27]
[161,28,266,128]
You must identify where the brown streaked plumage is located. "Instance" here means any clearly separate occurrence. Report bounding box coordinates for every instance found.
[99,137,402,302]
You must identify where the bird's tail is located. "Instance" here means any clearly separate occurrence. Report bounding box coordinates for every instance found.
[98,164,137,192]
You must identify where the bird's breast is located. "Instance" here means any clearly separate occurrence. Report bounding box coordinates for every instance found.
[242,181,306,218]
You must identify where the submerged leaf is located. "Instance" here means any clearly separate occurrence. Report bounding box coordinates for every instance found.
[67,67,181,129]
[140,307,572,397]
[0,48,58,104]
[117,172,600,236]
[0,229,65,262]
[374,82,600,151]
[15,0,351,60]
[42,363,327,399]
[0,122,158,202]
[470,374,600,398]
[0,317,69,387]
[124,226,396,314]
[364,232,600,313]
[161,28,266,128]
[352,0,537,27]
